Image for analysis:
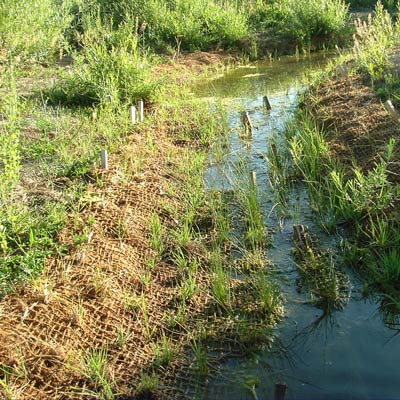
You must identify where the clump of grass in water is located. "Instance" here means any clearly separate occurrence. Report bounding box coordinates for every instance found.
[266,136,295,216]
[293,225,350,311]
[230,158,267,250]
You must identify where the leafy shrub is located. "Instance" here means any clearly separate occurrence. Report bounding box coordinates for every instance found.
[0,0,73,64]
[353,1,399,80]
[71,0,250,52]
[279,0,350,49]
[347,0,396,11]
[47,15,159,107]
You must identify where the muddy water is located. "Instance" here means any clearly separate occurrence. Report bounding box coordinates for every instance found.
[196,54,400,400]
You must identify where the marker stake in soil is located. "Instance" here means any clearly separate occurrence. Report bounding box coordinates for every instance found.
[101,149,109,170]
[130,106,137,124]
[384,100,400,123]
[138,99,144,122]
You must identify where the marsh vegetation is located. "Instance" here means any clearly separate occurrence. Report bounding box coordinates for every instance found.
[1,0,400,398]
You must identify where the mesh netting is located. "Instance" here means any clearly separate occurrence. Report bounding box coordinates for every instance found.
[306,75,400,182]
[0,133,212,399]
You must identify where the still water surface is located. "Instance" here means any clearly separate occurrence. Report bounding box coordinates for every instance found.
[195,53,400,400]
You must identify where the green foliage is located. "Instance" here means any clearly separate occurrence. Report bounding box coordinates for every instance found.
[289,111,400,300]
[251,272,282,314]
[82,348,115,399]
[83,0,250,52]
[281,0,349,48]
[256,0,349,49]
[347,0,396,11]
[135,372,159,397]
[232,159,267,250]
[47,15,158,108]
[0,71,66,294]
[353,1,400,80]
[152,335,178,368]
[0,0,73,64]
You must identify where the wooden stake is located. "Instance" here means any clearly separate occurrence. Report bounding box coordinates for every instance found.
[130,106,137,124]
[138,99,144,122]
[241,111,253,136]
[384,100,400,123]
[274,382,287,400]
[335,63,348,79]
[101,149,108,170]
[263,95,272,110]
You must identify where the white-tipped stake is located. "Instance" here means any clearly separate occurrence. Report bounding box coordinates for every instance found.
[101,149,108,170]
[384,100,400,123]
[250,171,257,189]
[130,106,137,124]
[138,99,144,122]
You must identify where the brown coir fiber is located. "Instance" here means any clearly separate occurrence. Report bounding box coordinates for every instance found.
[0,128,216,399]
[305,74,400,182]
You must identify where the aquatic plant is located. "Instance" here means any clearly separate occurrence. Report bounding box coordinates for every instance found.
[231,158,267,250]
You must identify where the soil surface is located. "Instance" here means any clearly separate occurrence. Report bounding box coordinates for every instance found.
[153,50,238,83]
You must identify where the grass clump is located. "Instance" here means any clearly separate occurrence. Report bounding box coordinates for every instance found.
[82,348,115,399]
[79,0,250,52]
[287,109,400,312]
[353,1,400,81]
[47,15,158,108]
[231,158,267,250]
[0,0,73,64]
[280,0,350,50]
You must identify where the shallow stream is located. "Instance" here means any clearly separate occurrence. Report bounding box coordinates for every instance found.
[195,54,400,400]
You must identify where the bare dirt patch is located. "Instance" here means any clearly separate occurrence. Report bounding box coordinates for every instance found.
[153,50,237,83]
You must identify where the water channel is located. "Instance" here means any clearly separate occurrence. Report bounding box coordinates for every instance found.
[195,54,400,400]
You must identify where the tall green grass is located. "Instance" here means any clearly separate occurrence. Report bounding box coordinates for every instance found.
[288,111,400,305]
[353,1,400,81]
[0,0,73,64]
[47,14,158,108]
[279,0,350,49]
[77,0,250,52]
